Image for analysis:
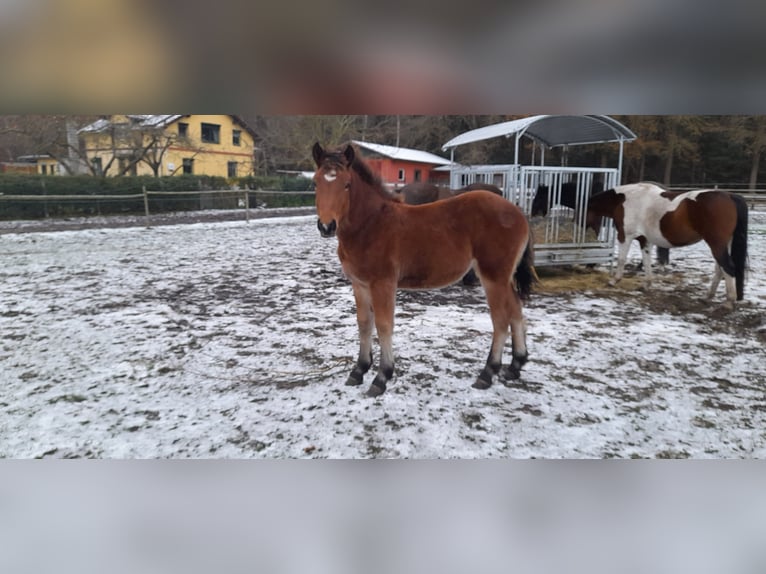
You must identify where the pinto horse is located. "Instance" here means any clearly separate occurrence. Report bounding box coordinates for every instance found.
[586,182,748,307]
[312,142,535,397]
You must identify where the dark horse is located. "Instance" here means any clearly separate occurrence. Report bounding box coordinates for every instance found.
[586,182,748,308]
[312,142,535,397]
[396,181,504,205]
[530,180,604,218]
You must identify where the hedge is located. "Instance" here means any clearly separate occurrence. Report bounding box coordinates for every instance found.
[0,174,314,220]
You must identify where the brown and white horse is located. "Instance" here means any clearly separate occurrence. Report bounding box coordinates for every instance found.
[312,142,535,397]
[586,182,748,308]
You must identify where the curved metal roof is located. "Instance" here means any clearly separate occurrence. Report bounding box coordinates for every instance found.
[442,115,636,151]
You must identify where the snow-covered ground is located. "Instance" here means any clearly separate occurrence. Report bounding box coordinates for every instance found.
[1,211,765,458]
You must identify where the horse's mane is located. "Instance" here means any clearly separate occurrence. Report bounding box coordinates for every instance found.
[320,144,401,202]
[347,147,400,202]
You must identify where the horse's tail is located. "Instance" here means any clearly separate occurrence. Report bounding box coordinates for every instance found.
[514,228,537,301]
[730,193,749,300]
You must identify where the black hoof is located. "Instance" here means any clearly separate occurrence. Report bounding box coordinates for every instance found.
[345,371,364,386]
[472,378,492,390]
[501,365,521,380]
[346,366,364,387]
[366,383,386,397]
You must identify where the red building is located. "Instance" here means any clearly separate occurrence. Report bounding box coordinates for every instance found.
[352,140,453,190]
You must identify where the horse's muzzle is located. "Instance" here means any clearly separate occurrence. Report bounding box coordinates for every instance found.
[317,219,337,238]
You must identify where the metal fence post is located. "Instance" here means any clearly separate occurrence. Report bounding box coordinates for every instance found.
[244,190,250,223]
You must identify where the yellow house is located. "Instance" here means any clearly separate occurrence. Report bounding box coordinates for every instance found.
[78,115,256,178]
[12,154,62,175]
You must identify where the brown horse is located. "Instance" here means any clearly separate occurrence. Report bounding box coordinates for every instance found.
[396,181,505,286]
[312,142,535,397]
[586,182,748,308]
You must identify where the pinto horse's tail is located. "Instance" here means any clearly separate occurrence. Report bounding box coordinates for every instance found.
[730,193,749,300]
[514,229,537,301]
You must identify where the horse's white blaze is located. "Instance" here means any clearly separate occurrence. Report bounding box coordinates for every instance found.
[323,169,337,182]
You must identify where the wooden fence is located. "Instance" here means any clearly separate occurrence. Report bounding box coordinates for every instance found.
[1,185,764,224]
[0,188,316,224]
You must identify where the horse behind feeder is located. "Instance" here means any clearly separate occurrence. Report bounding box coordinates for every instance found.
[531,180,604,236]
[312,142,535,397]
[395,181,503,205]
[396,182,505,285]
[586,182,748,308]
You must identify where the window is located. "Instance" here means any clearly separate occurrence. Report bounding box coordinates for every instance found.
[232,129,241,146]
[178,122,189,138]
[397,168,405,182]
[201,123,220,144]
[182,158,194,174]
[414,169,421,182]
[41,165,47,175]
[92,157,103,176]
[227,161,238,177]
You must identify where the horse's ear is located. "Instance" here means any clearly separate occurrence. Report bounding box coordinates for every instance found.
[312,142,324,166]
[343,144,355,166]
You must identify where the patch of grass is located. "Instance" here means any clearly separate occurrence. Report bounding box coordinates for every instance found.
[534,266,641,294]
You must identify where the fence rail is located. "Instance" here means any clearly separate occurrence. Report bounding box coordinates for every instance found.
[0,188,316,223]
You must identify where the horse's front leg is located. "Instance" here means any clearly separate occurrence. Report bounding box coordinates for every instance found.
[367,281,397,397]
[609,239,632,286]
[346,282,374,386]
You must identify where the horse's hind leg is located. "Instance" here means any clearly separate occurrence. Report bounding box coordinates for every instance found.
[502,291,528,381]
[708,264,736,309]
[706,239,737,309]
[707,264,723,300]
[473,280,515,389]
[347,282,374,387]
[638,239,653,290]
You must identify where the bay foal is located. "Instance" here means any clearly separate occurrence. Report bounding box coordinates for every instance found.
[312,142,535,397]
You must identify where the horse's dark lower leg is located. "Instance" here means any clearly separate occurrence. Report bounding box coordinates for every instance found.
[461,268,481,286]
[367,329,394,397]
[474,352,501,390]
[348,283,374,386]
[501,351,528,380]
[346,349,373,386]
[366,283,396,397]
[501,301,528,380]
[473,281,511,389]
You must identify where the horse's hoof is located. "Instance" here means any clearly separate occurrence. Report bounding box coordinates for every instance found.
[501,365,521,380]
[472,377,492,390]
[345,372,363,386]
[366,383,386,397]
